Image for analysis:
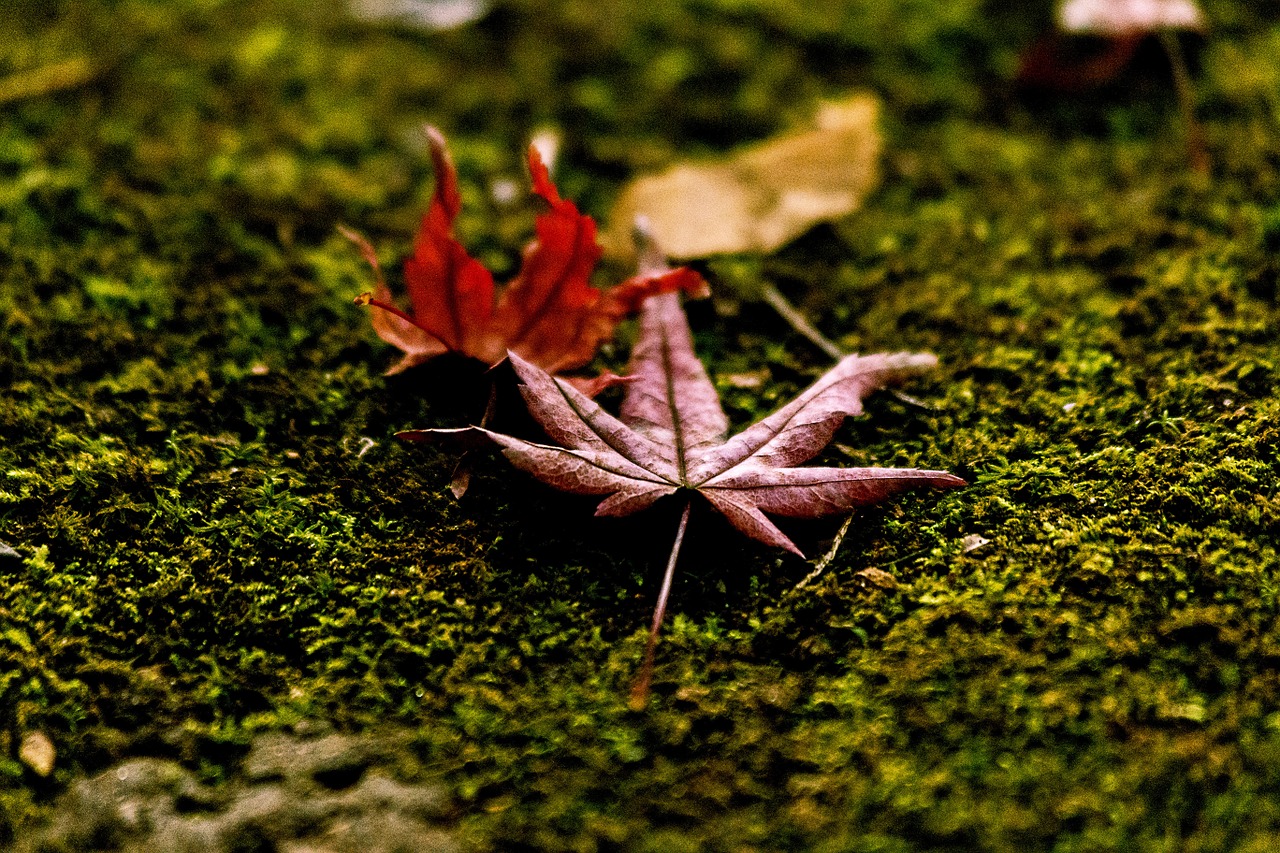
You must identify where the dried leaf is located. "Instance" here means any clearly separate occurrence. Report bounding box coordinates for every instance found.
[1024,0,1209,174]
[350,128,707,386]
[1059,0,1205,35]
[605,94,881,260]
[401,234,963,702]
[347,0,490,30]
[405,249,961,552]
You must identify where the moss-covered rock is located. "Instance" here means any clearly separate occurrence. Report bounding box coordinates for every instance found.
[2,0,1280,849]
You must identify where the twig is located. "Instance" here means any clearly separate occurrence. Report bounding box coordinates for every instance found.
[758,281,845,361]
[629,500,691,709]
[757,281,932,409]
[0,57,96,106]
[794,513,854,589]
[752,281,936,409]
[449,382,498,498]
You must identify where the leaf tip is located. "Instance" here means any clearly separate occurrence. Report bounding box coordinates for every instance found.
[886,351,939,372]
[627,681,650,711]
[782,540,807,559]
[341,225,387,286]
[423,125,463,222]
[423,124,447,156]
[526,144,561,205]
[631,215,668,277]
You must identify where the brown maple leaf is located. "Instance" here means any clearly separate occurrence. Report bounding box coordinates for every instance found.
[348,127,706,393]
[401,236,964,704]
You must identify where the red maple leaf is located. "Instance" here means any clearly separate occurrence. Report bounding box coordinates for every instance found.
[402,235,965,704]
[347,128,706,393]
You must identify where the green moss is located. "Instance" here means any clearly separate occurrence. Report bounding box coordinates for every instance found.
[2,0,1280,849]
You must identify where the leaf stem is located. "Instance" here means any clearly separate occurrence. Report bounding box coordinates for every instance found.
[759,281,845,361]
[450,382,498,498]
[355,293,430,333]
[794,513,854,590]
[629,499,692,709]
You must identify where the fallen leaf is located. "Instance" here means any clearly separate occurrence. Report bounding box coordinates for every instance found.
[348,128,707,391]
[402,232,963,703]
[19,731,56,777]
[405,297,960,554]
[1019,1,1206,89]
[1059,0,1204,35]
[347,0,490,30]
[605,94,881,260]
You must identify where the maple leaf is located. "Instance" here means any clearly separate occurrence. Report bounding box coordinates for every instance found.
[348,127,706,392]
[401,236,964,704]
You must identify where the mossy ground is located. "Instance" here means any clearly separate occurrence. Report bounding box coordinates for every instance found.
[3,0,1280,849]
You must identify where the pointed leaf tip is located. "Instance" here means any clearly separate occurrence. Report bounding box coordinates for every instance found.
[424,125,462,222]
[527,143,562,205]
[337,223,374,255]
[631,215,668,277]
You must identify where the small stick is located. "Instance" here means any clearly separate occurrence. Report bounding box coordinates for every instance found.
[794,513,855,590]
[629,500,692,709]
[1159,30,1208,177]
[758,281,845,361]
[757,283,934,410]
[449,382,498,498]
[0,57,96,106]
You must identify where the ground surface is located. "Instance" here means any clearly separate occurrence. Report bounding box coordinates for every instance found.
[2,1,1280,850]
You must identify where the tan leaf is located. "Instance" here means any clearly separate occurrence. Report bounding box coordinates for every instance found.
[605,93,882,260]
